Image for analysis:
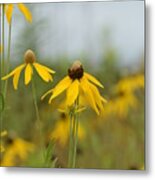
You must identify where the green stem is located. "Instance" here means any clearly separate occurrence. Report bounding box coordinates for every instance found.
[68,98,79,168]
[1,4,5,81]
[31,77,44,162]
[72,110,79,168]
[72,99,79,168]
[0,4,5,134]
[68,112,73,168]
[4,20,12,100]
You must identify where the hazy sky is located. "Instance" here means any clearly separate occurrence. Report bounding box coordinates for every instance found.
[11,0,144,66]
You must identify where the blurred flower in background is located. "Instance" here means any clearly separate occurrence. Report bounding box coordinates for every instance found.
[1,137,35,167]
[50,113,85,146]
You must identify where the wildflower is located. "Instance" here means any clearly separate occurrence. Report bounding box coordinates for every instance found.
[115,74,144,94]
[5,3,32,24]
[0,130,7,153]
[50,113,85,146]
[1,138,35,167]
[2,49,55,90]
[42,60,106,115]
[103,74,144,118]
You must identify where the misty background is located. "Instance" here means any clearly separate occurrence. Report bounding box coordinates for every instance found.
[6,0,144,67]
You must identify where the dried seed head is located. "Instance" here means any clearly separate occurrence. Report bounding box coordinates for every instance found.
[24,49,36,64]
[68,60,84,80]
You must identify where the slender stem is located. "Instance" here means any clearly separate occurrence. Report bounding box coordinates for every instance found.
[4,19,12,100]
[0,4,5,134]
[31,78,41,126]
[68,98,79,168]
[68,112,73,168]
[1,4,5,81]
[31,77,44,162]
[71,99,79,168]
[72,110,79,168]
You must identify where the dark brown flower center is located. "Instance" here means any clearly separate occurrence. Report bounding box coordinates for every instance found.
[68,61,84,80]
[24,49,36,64]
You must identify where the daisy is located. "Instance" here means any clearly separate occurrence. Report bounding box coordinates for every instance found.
[2,49,55,90]
[42,60,106,115]
[5,3,32,24]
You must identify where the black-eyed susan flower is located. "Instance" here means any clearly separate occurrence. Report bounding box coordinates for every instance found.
[2,49,55,90]
[5,3,32,24]
[42,60,106,115]
[103,74,144,118]
[1,137,35,166]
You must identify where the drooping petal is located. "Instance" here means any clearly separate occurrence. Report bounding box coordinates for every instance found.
[25,64,33,85]
[33,63,53,82]
[49,76,72,103]
[17,3,32,23]
[101,97,107,103]
[89,82,104,111]
[5,4,14,24]
[80,77,99,115]
[13,64,26,90]
[2,64,25,81]
[41,89,53,100]
[84,72,104,88]
[34,63,55,74]
[66,79,79,106]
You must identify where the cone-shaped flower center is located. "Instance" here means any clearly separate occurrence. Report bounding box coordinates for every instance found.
[24,49,36,64]
[68,60,84,80]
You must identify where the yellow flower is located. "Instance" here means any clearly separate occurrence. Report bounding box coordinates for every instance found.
[0,130,8,153]
[50,113,85,146]
[5,3,32,24]
[42,60,106,115]
[115,74,144,94]
[1,138,35,167]
[103,74,144,118]
[2,49,55,90]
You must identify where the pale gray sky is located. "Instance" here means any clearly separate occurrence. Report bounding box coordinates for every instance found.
[10,1,144,66]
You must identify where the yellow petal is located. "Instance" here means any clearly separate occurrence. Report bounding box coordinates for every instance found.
[89,82,104,111]
[101,97,107,103]
[5,4,14,24]
[80,77,99,115]
[49,76,72,103]
[84,72,104,88]
[25,64,33,85]
[2,64,25,81]
[66,79,79,106]
[33,63,53,82]
[13,65,25,90]
[17,3,32,23]
[34,63,55,74]
[41,89,53,100]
